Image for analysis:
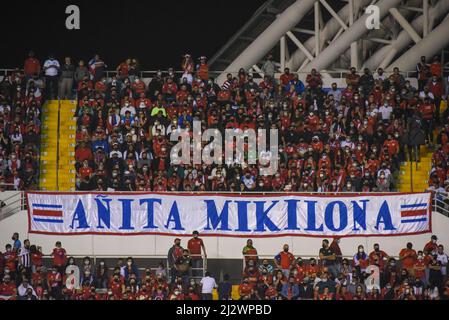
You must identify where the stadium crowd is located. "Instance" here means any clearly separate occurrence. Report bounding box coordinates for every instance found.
[0,232,448,300]
[0,51,43,191]
[67,53,449,193]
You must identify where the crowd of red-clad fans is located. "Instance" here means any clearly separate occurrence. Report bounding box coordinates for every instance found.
[71,53,448,193]
[0,232,448,300]
[0,52,43,190]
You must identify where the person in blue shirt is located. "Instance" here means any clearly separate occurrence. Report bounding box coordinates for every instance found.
[12,232,21,252]
[281,277,299,300]
[287,75,305,94]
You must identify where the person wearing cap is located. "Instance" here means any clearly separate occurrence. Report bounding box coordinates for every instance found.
[424,235,439,255]
[187,231,207,278]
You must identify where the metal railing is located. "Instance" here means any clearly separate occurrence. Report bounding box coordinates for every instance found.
[433,191,449,217]
[39,253,207,281]
[0,68,425,81]
[242,254,402,271]
[0,191,27,221]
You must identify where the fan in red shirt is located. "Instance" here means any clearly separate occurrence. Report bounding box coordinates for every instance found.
[423,235,439,255]
[368,243,389,270]
[280,68,294,87]
[24,51,41,77]
[52,241,68,274]
[3,244,17,275]
[399,242,417,276]
[306,69,323,89]
[238,277,254,299]
[275,244,295,277]
[0,275,17,299]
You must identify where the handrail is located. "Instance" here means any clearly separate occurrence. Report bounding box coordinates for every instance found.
[39,253,207,280]
[0,68,424,80]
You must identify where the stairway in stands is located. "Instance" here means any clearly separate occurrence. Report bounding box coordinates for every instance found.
[39,101,59,190]
[38,100,76,191]
[57,101,77,191]
[397,145,432,192]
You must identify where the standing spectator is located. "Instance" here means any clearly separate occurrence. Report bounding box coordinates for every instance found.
[75,60,89,84]
[428,75,443,122]
[320,239,337,279]
[424,235,439,256]
[187,231,207,277]
[436,245,448,280]
[88,54,107,83]
[3,244,18,282]
[59,57,75,99]
[200,271,217,300]
[11,233,21,252]
[353,245,369,278]
[416,56,430,90]
[261,53,276,80]
[218,274,232,300]
[51,241,67,275]
[242,239,258,267]
[400,242,417,277]
[24,51,41,80]
[280,68,294,87]
[368,243,389,270]
[405,110,425,162]
[167,238,184,284]
[274,244,295,278]
[428,254,443,296]
[18,239,31,281]
[419,97,436,146]
[96,260,109,289]
[196,56,209,81]
[43,53,60,99]
[174,249,192,287]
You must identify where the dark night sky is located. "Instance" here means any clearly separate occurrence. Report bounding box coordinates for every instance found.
[1,0,266,70]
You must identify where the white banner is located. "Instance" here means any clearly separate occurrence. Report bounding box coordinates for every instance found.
[26,192,431,237]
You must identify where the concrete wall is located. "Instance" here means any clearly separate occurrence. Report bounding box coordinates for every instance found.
[1,209,448,260]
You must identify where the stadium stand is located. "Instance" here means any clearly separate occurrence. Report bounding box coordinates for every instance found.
[0,64,42,191]
[68,55,448,194]
[1,232,448,300]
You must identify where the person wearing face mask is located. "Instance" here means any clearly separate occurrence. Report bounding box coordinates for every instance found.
[353,245,369,279]
[17,239,31,282]
[123,257,140,285]
[95,260,109,289]
[187,231,207,278]
[319,239,337,279]
[51,241,67,276]
[274,244,295,278]
[3,244,18,282]
[280,276,299,300]
[368,244,389,270]
[330,238,343,275]
[424,235,439,255]
[414,250,427,286]
[168,238,184,284]
[399,242,418,278]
